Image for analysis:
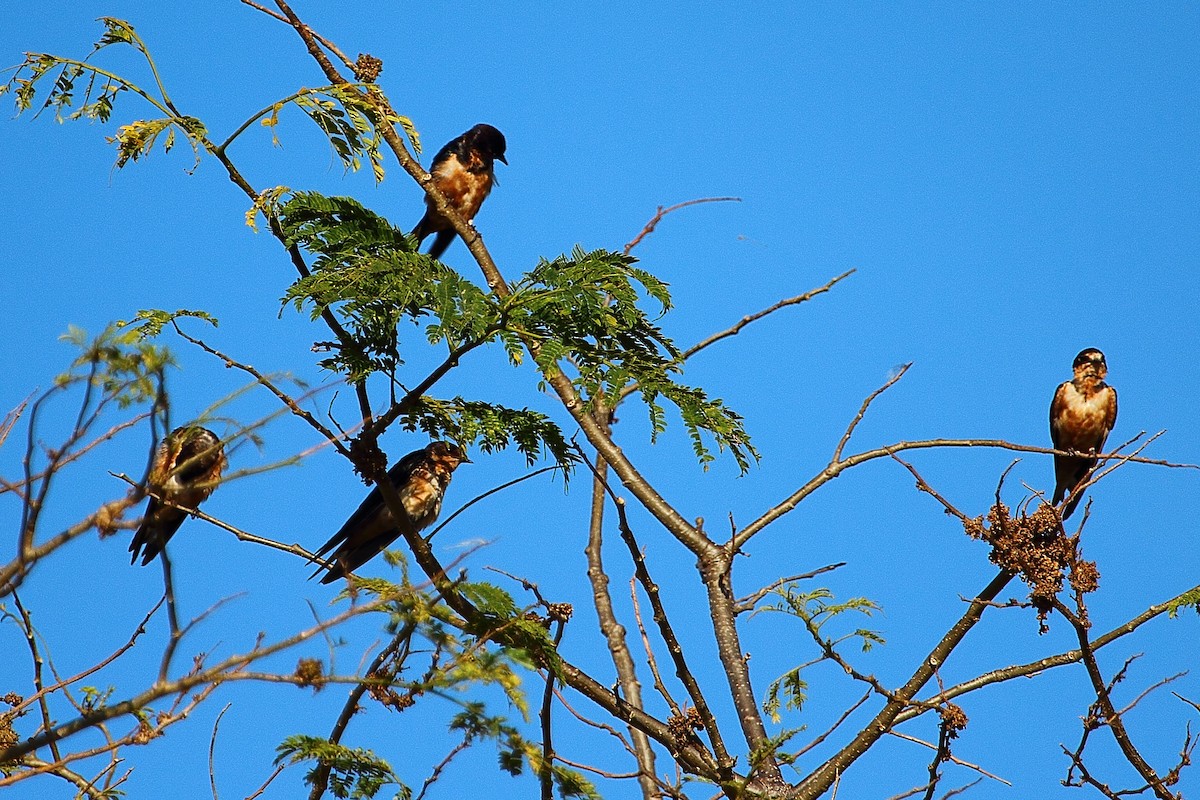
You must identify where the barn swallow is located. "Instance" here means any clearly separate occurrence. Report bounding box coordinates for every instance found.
[1049,348,1118,519]
[312,441,469,583]
[130,425,226,565]
[411,123,507,260]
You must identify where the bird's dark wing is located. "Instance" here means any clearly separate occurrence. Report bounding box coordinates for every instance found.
[1102,386,1118,444]
[175,434,222,483]
[429,133,464,168]
[311,448,426,582]
[1049,382,1069,448]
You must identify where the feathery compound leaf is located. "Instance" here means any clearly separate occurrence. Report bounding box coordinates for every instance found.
[509,247,756,472]
[763,667,809,723]
[276,736,404,800]
[460,582,519,618]
[1167,588,1200,618]
[55,324,174,409]
[279,192,501,381]
[291,85,392,180]
[120,308,219,339]
[398,397,575,474]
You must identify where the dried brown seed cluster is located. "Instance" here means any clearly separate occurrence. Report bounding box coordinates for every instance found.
[366,669,417,712]
[964,502,1100,630]
[354,53,383,83]
[94,499,127,538]
[939,702,968,738]
[132,719,156,745]
[365,649,419,712]
[547,602,574,623]
[349,436,388,485]
[667,706,705,744]
[295,657,326,690]
[0,713,17,752]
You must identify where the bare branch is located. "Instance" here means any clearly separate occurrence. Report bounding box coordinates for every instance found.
[791,690,870,760]
[623,197,742,254]
[209,704,232,800]
[172,323,351,459]
[575,444,730,774]
[1056,599,1177,800]
[630,577,682,715]
[832,363,912,463]
[736,435,1195,549]
[582,438,660,800]
[795,570,1015,800]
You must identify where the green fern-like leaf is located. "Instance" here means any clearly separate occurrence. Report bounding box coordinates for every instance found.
[398,397,575,473]
[763,666,809,723]
[508,246,757,472]
[276,735,405,800]
[279,192,501,382]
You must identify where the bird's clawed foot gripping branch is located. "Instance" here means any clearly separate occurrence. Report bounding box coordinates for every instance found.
[1,4,1198,800]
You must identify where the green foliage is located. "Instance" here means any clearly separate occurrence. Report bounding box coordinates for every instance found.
[58,324,174,409]
[277,192,754,472]
[760,586,884,647]
[323,578,532,716]
[460,581,519,618]
[761,586,884,723]
[763,667,808,723]
[79,685,115,713]
[120,308,220,339]
[109,114,206,169]
[288,85,416,182]
[1,51,125,123]
[450,705,600,800]
[508,247,757,472]
[458,581,562,682]
[276,735,405,800]
[399,397,575,471]
[1167,588,1200,618]
[749,728,803,770]
[279,192,499,380]
[2,19,210,170]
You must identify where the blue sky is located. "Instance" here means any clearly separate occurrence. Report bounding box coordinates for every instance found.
[3,3,1199,799]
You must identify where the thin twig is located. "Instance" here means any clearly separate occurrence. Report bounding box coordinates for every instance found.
[629,577,681,716]
[791,691,870,760]
[736,563,847,614]
[888,731,1010,786]
[736,435,1194,550]
[209,704,232,800]
[623,197,742,254]
[832,363,912,463]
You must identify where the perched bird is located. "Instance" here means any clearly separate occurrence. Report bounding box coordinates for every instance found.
[411,123,507,260]
[312,441,470,583]
[130,425,226,565]
[1049,348,1118,519]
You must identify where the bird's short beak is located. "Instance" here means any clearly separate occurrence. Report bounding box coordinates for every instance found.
[497,154,508,165]
[460,453,473,464]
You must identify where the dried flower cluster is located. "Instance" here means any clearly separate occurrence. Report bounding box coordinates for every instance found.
[354,53,383,83]
[349,436,388,485]
[0,714,17,753]
[547,602,574,623]
[964,502,1100,630]
[667,706,705,745]
[295,657,326,690]
[939,702,968,739]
